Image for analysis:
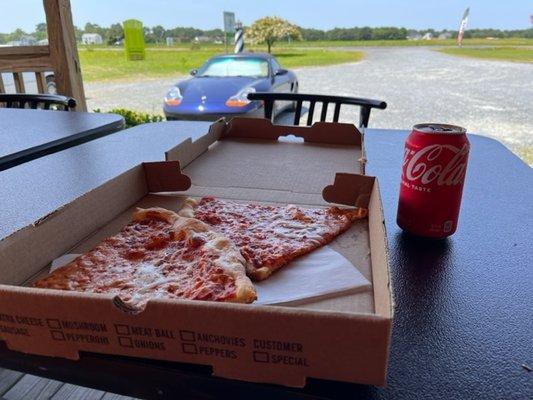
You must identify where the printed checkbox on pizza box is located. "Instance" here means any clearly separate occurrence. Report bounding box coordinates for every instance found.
[253,351,270,363]
[179,330,196,342]
[118,336,134,348]
[181,343,198,354]
[114,324,130,335]
[50,330,65,341]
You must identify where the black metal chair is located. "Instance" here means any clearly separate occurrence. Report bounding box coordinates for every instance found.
[248,92,386,128]
[0,94,77,111]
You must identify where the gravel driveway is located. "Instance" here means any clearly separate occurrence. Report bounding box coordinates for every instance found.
[85,47,532,155]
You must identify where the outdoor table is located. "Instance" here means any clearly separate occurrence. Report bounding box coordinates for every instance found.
[0,108,124,171]
[0,121,531,399]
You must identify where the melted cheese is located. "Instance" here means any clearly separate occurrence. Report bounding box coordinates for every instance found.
[194,197,362,278]
[35,216,241,307]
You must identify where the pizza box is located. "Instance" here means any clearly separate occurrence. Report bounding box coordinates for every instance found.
[0,117,392,388]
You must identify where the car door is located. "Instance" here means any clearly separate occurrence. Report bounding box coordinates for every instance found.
[270,59,293,115]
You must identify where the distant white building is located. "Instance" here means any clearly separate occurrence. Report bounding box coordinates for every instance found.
[82,33,103,45]
[406,31,422,40]
[37,39,49,45]
[194,36,211,43]
[7,35,36,46]
[422,32,433,40]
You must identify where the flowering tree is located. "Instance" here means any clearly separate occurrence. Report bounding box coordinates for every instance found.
[247,17,302,53]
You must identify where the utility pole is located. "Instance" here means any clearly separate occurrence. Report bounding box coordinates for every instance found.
[223,11,235,54]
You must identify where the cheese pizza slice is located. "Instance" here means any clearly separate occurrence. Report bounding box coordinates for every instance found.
[34,207,256,307]
[178,197,367,281]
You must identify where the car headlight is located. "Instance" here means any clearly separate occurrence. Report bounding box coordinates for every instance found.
[164,86,182,106]
[225,87,256,107]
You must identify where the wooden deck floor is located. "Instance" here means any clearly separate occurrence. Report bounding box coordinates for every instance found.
[0,368,137,400]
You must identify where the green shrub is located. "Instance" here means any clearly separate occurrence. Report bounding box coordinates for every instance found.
[94,108,163,128]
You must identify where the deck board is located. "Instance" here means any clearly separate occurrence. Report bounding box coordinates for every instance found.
[0,368,140,400]
[51,383,106,400]
[0,369,24,396]
[3,374,63,400]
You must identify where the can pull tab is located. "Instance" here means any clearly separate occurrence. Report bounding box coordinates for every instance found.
[430,125,453,132]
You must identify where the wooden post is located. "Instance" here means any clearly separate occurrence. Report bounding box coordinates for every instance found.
[35,72,46,93]
[13,73,26,93]
[44,0,87,111]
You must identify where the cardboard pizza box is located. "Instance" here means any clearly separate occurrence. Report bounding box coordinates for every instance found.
[0,117,391,388]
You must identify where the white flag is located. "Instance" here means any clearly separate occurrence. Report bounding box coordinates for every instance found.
[457,8,470,46]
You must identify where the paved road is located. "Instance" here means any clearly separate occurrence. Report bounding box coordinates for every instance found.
[293,47,532,151]
[4,47,531,157]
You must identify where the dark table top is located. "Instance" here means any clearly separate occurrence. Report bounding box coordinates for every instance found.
[0,122,532,399]
[0,108,124,171]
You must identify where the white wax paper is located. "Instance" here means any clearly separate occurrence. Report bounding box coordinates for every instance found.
[254,246,371,305]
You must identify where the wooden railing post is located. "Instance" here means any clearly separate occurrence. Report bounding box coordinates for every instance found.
[44,0,87,111]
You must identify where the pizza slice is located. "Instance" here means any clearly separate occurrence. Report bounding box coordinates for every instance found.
[34,207,256,308]
[178,197,367,281]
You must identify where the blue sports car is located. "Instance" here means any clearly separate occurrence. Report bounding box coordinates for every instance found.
[163,53,298,121]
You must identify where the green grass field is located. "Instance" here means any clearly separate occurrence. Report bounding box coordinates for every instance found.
[78,46,363,82]
[438,46,533,63]
[78,38,533,82]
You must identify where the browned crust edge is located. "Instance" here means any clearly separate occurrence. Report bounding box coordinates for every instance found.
[35,206,256,304]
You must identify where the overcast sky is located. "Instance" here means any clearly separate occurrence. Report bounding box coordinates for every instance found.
[1,0,531,32]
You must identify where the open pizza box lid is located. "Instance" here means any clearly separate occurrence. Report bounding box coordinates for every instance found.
[0,117,391,388]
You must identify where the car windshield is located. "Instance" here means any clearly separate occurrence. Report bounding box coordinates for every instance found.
[197,57,269,78]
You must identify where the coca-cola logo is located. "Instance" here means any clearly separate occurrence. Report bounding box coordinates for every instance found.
[402,144,469,186]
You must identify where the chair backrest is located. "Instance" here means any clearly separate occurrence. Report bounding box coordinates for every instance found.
[0,94,76,111]
[248,92,387,128]
[0,0,87,111]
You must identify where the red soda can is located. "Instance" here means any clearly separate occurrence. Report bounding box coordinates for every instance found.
[397,123,470,238]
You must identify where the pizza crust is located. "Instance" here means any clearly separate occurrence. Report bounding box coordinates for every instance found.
[164,209,256,303]
[178,198,199,219]
[178,197,367,281]
[248,266,272,281]
[35,207,256,305]
[132,207,180,224]
[178,198,267,280]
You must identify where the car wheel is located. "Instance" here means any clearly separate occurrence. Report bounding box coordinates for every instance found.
[46,74,57,95]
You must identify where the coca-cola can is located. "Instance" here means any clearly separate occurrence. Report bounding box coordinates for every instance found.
[397,123,470,238]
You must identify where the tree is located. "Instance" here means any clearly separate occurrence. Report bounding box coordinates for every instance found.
[84,22,106,39]
[300,28,326,41]
[152,25,166,43]
[143,26,154,43]
[34,22,47,41]
[106,23,123,45]
[74,25,83,42]
[6,28,28,42]
[247,17,302,53]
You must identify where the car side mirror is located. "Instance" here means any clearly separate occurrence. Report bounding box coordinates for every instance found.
[190,69,198,76]
[275,68,288,76]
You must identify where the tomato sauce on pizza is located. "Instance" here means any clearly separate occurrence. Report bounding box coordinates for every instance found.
[180,197,367,280]
[34,208,256,307]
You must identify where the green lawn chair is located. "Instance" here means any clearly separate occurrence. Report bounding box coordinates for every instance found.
[123,19,146,61]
